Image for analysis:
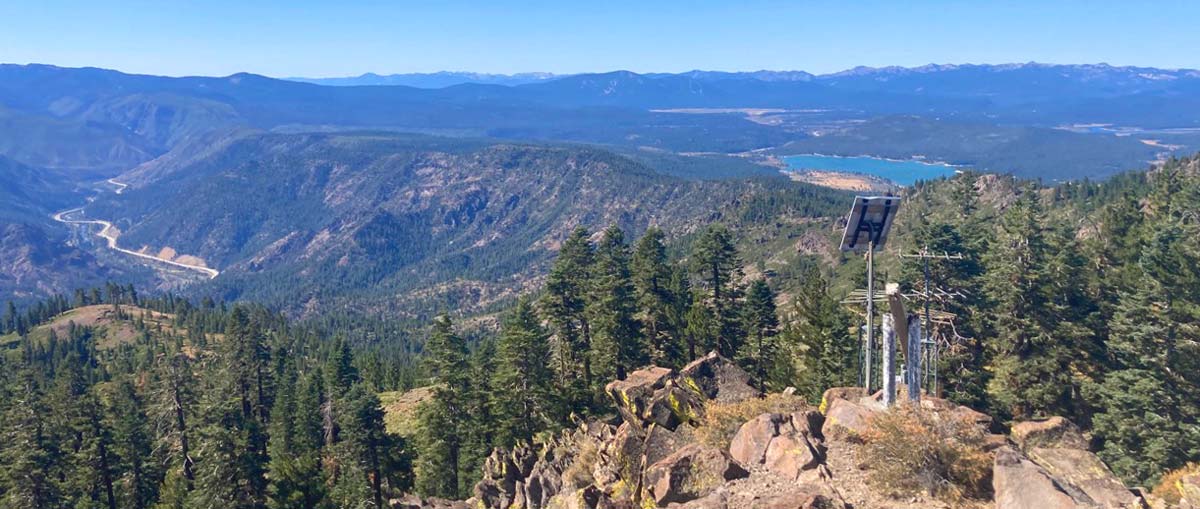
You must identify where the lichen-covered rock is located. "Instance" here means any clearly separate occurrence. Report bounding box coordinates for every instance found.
[1180,473,1200,509]
[818,387,867,414]
[604,421,684,488]
[548,485,615,509]
[644,444,749,506]
[1011,416,1089,451]
[820,398,876,441]
[679,351,761,404]
[606,367,674,428]
[1180,475,1200,506]
[1026,447,1143,508]
[475,422,614,509]
[605,365,707,432]
[993,447,1085,509]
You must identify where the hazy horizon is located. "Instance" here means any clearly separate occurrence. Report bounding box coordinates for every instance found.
[3,0,1199,77]
[6,60,1198,81]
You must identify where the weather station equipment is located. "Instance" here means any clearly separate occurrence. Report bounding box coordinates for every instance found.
[838,196,901,400]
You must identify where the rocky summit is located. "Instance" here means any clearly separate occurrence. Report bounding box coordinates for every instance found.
[391,353,1185,509]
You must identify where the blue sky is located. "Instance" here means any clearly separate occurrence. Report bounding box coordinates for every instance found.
[2,0,1198,77]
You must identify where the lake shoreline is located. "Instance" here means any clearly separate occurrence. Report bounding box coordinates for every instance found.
[779,153,959,187]
[780,152,962,168]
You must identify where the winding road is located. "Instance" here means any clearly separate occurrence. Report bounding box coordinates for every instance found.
[51,180,220,279]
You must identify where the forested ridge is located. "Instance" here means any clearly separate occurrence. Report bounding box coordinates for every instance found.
[1,155,1199,507]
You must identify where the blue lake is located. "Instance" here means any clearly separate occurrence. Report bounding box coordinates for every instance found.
[781,154,957,186]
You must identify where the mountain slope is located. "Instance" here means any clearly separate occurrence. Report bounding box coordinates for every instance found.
[88,133,849,317]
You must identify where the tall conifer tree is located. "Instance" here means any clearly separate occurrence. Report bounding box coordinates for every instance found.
[495,299,554,446]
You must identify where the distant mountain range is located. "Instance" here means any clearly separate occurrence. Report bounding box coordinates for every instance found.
[287,62,1200,91]
[288,71,565,88]
[0,61,1190,182]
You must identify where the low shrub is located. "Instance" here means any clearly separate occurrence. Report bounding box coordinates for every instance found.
[861,403,992,503]
[688,392,810,450]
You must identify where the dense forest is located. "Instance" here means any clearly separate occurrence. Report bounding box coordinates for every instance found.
[1,155,1198,507]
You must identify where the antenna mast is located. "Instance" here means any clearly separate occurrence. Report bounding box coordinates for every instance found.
[899,246,964,395]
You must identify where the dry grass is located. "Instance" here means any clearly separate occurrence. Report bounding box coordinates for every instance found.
[861,404,992,504]
[689,393,811,450]
[1153,462,1199,504]
[562,437,600,489]
[379,386,434,436]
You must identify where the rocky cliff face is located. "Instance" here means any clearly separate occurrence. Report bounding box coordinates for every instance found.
[398,354,1192,509]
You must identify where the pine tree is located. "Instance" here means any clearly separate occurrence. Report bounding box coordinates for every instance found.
[1,371,60,508]
[494,299,554,446]
[465,338,497,472]
[46,355,118,509]
[786,268,858,403]
[3,300,15,335]
[1089,217,1200,485]
[331,384,389,509]
[738,279,778,392]
[632,227,683,367]
[154,342,197,495]
[109,379,160,509]
[588,225,643,387]
[539,226,594,415]
[190,308,272,509]
[74,390,118,509]
[683,292,717,359]
[690,224,745,358]
[982,191,1075,420]
[414,315,472,498]
[267,364,328,509]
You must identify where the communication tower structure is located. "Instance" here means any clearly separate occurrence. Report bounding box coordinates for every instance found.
[899,246,965,395]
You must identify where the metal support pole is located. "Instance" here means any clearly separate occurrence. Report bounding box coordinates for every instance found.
[864,240,875,392]
[881,312,895,407]
[907,317,921,403]
[923,251,932,391]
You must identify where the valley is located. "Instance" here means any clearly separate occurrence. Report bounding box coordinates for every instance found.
[51,204,219,279]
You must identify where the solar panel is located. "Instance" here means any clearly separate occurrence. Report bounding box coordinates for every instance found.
[839,195,901,252]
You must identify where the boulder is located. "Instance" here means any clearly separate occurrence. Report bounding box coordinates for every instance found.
[984,433,1011,452]
[1012,417,1090,451]
[606,366,706,431]
[720,484,844,508]
[791,409,825,439]
[475,423,612,509]
[820,398,876,441]
[729,411,826,481]
[389,495,468,509]
[550,485,616,509]
[1026,447,1142,508]
[605,421,684,484]
[676,490,729,509]
[607,367,674,427]
[679,351,761,403]
[729,413,788,466]
[1181,473,1200,508]
[645,444,749,505]
[949,404,994,431]
[818,387,867,414]
[993,447,1087,509]
[763,433,821,481]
